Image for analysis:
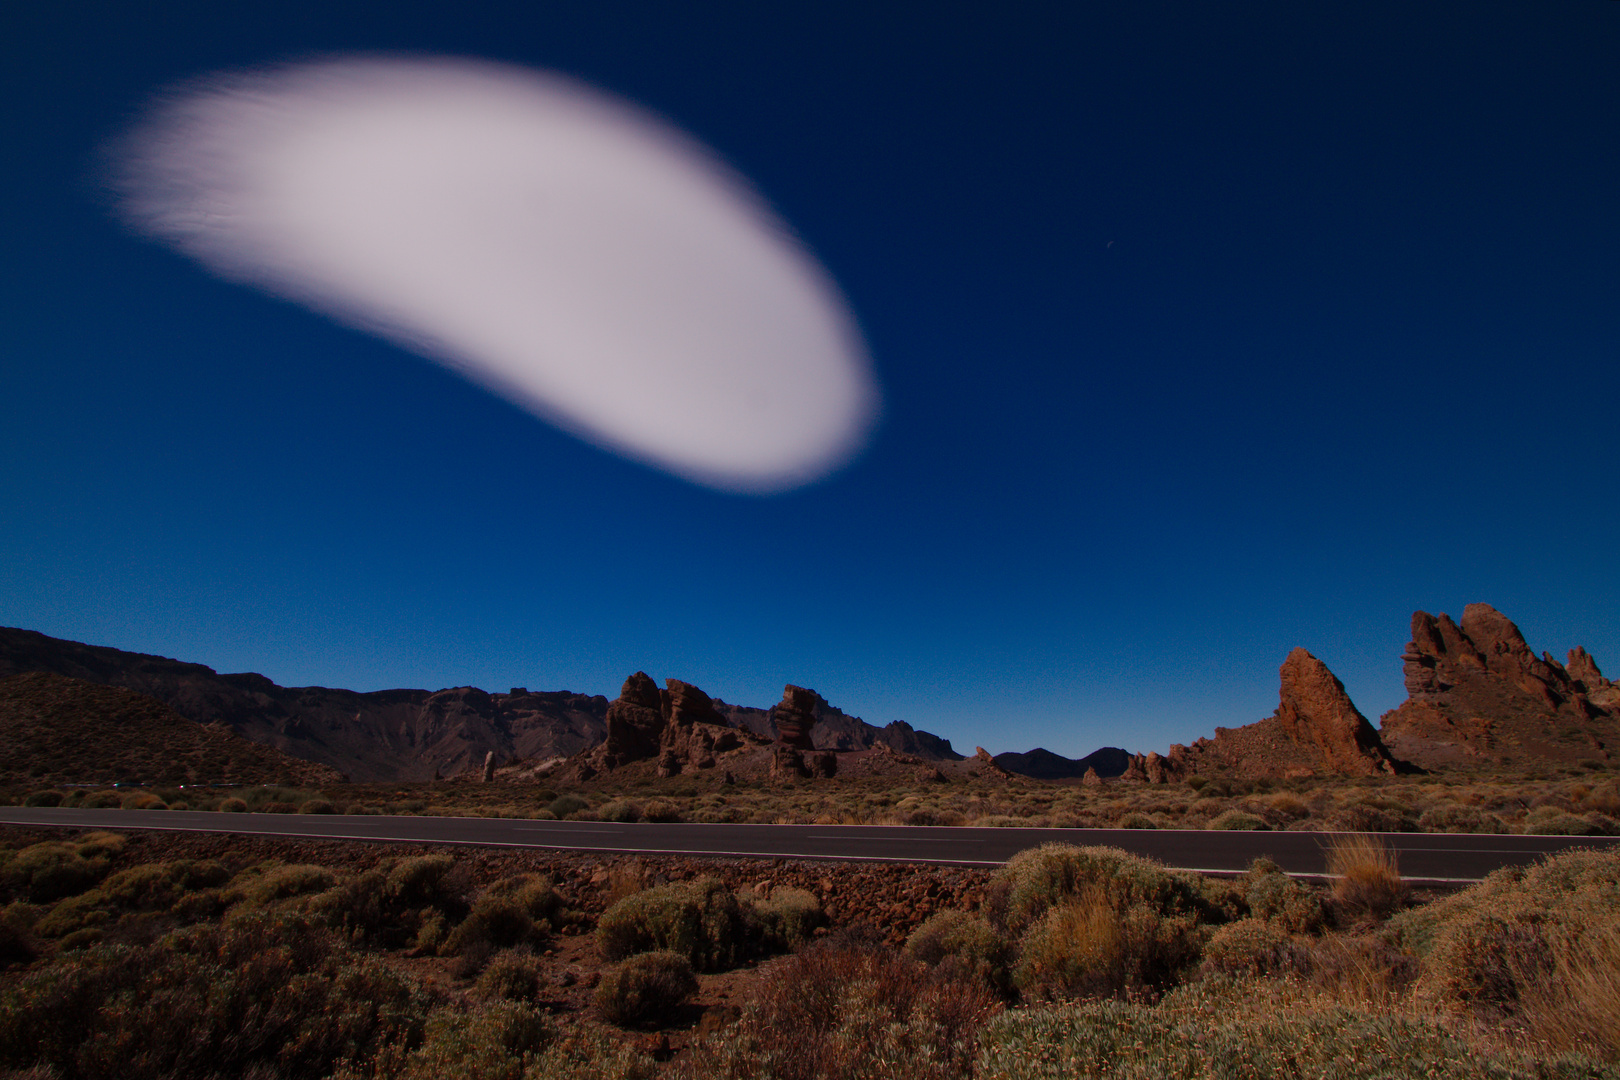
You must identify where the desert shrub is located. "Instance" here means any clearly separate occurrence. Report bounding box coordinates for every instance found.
[1114,812,1155,829]
[1522,806,1618,835]
[79,791,121,809]
[239,863,338,907]
[674,934,999,1080]
[975,997,1613,1080]
[1264,792,1311,822]
[444,874,563,956]
[297,798,336,815]
[475,947,541,1002]
[119,792,166,810]
[0,841,110,904]
[598,877,762,972]
[348,999,551,1080]
[548,794,591,818]
[0,911,430,1080]
[218,797,249,812]
[597,800,640,823]
[1208,810,1268,831]
[1389,848,1620,1059]
[751,886,825,950]
[33,862,225,940]
[22,791,64,808]
[1201,918,1306,978]
[1327,801,1413,833]
[595,951,698,1027]
[1417,804,1506,833]
[1240,858,1325,934]
[312,855,465,948]
[906,910,1014,995]
[1012,887,1202,1001]
[984,844,1227,938]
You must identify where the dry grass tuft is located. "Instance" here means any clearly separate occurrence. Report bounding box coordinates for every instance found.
[1325,833,1406,922]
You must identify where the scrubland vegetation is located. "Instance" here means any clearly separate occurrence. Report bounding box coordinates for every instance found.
[13,767,1620,836]
[1,824,1617,1079]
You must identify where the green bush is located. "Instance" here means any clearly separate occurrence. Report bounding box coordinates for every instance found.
[310,855,465,948]
[984,844,1227,938]
[597,800,641,823]
[444,874,563,956]
[1208,810,1268,831]
[1240,859,1325,934]
[752,886,826,950]
[1,841,111,904]
[1522,807,1618,836]
[475,948,541,1002]
[359,1000,559,1080]
[905,910,1014,995]
[598,877,761,972]
[640,798,683,823]
[1417,805,1506,833]
[548,794,590,818]
[1012,890,1202,1001]
[1201,918,1306,978]
[595,951,698,1027]
[234,864,337,907]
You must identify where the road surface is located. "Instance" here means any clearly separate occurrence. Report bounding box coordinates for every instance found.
[2,807,1614,883]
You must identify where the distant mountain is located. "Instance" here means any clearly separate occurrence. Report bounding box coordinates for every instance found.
[0,627,609,782]
[0,671,342,787]
[0,627,966,782]
[992,746,1130,780]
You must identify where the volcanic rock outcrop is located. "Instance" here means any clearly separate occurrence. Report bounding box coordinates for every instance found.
[1379,604,1619,770]
[575,675,762,780]
[1124,648,1405,782]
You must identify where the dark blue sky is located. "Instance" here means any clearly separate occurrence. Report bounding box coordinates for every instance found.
[3,1,1616,757]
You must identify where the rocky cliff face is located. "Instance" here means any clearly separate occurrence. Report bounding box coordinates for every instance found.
[0,627,609,781]
[1379,604,1619,769]
[1124,648,1404,782]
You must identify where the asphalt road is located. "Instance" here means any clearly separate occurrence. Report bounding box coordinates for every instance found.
[3,807,1615,883]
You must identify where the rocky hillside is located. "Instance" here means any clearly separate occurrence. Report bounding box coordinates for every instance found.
[0,671,342,787]
[1379,603,1620,770]
[0,629,966,784]
[0,627,609,782]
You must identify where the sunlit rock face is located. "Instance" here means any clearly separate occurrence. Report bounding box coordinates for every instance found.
[1381,604,1620,770]
[111,55,880,492]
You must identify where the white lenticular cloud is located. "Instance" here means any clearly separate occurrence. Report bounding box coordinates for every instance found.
[111,55,879,492]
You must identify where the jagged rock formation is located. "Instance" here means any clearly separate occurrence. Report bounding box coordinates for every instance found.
[575,675,765,780]
[1379,604,1619,770]
[0,671,343,787]
[714,689,963,761]
[772,685,819,750]
[1124,648,1404,782]
[0,627,608,781]
[993,746,1131,780]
